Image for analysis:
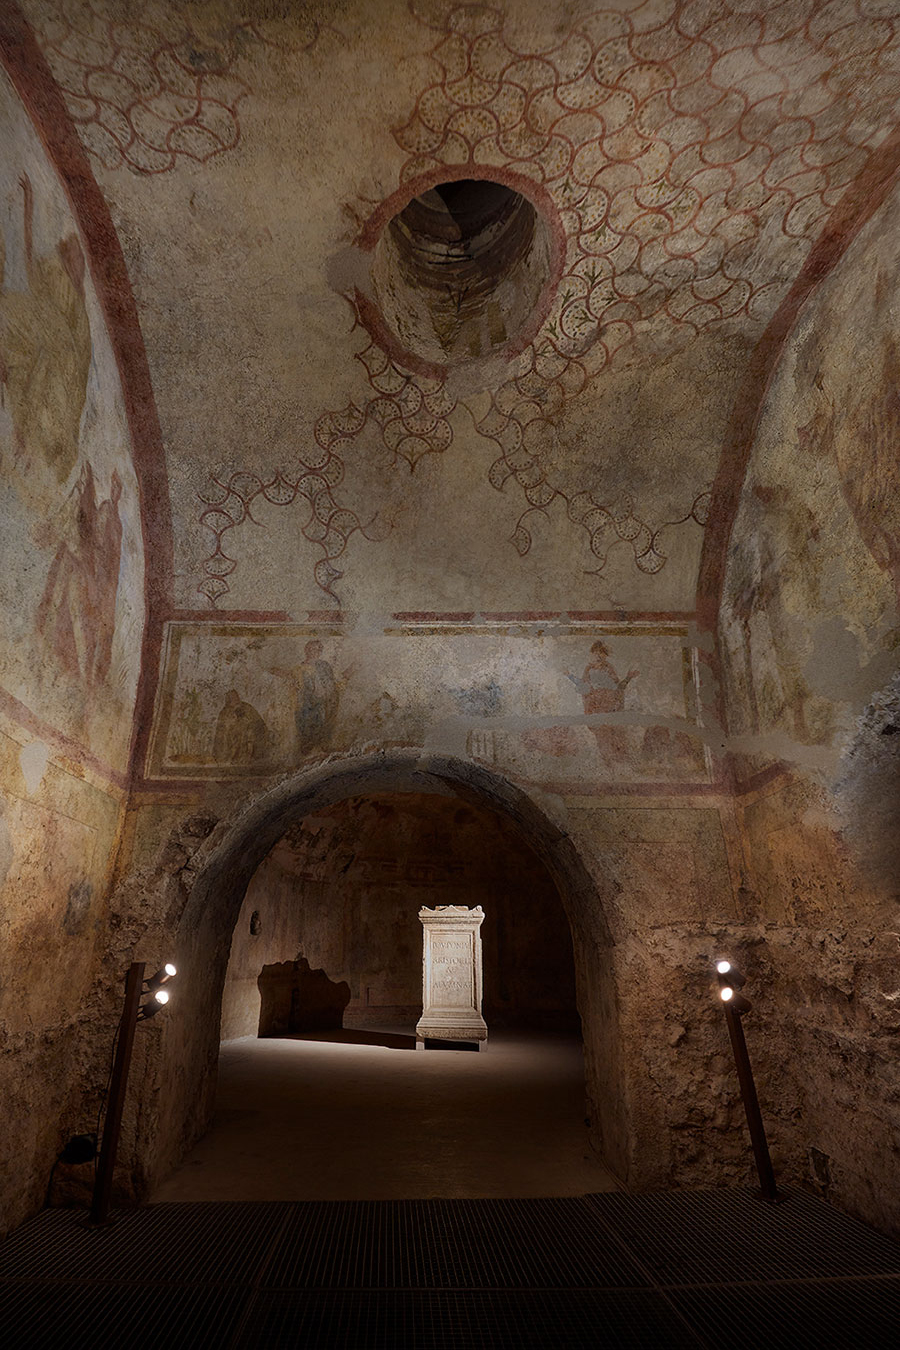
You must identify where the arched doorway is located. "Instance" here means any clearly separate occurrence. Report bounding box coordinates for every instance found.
[140,752,627,1198]
[219,791,581,1041]
[156,786,608,1199]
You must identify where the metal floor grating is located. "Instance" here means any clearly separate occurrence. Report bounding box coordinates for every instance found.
[0,1280,249,1350]
[237,1288,702,1349]
[0,1200,289,1285]
[261,1196,650,1290]
[669,1276,900,1348]
[1,1189,899,1348]
[585,1186,900,1286]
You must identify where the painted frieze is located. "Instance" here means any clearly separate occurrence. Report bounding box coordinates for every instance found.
[146,616,712,785]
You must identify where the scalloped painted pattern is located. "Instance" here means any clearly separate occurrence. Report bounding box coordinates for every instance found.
[32,0,331,174]
[197,0,900,604]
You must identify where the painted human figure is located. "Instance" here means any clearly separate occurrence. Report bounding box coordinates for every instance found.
[35,459,98,681]
[567,640,638,761]
[89,470,123,686]
[0,172,91,495]
[213,689,269,765]
[729,481,823,743]
[270,640,350,758]
[35,462,123,686]
[798,338,900,613]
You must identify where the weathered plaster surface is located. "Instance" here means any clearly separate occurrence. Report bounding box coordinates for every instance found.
[3,0,900,1242]
[0,65,145,774]
[0,59,145,1234]
[18,0,900,617]
[720,171,900,773]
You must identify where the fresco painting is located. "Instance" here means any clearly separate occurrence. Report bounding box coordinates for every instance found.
[720,180,900,760]
[269,640,353,757]
[0,775,100,1024]
[0,70,143,774]
[0,171,90,495]
[212,690,269,766]
[568,639,639,763]
[182,0,900,615]
[148,622,710,785]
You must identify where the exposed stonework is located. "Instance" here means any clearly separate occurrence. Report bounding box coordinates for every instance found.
[2,0,900,1244]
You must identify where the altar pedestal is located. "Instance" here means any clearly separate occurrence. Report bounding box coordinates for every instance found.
[415,905,488,1050]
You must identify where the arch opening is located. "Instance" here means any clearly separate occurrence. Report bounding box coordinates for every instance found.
[144,753,628,1200]
[168,784,603,1200]
[220,790,581,1043]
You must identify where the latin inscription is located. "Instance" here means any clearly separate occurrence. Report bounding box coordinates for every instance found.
[430,936,472,1007]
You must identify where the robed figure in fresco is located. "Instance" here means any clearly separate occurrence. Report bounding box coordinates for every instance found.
[1,169,123,691]
[35,463,123,688]
[798,338,900,614]
[269,640,351,759]
[89,470,123,686]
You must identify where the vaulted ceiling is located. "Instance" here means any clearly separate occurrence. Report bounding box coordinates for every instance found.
[10,0,900,621]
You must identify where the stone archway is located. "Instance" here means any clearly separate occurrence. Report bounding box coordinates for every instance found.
[135,750,628,1197]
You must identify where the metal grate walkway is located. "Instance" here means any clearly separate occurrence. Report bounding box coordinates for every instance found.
[2,1188,899,1347]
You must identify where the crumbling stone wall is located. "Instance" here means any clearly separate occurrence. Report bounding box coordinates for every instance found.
[726,776,900,1233]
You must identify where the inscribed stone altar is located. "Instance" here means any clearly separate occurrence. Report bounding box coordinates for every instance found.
[415,905,488,1049]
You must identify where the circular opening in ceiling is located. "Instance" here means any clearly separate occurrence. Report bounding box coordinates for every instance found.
[371,179,552,368]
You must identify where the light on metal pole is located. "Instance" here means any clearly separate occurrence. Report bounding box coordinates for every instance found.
[89,961,178,1225]
[715,959,779,1203]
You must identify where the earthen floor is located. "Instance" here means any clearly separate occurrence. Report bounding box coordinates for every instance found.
[151,1030,620,1202]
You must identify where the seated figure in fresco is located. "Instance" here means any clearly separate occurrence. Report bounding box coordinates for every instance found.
[567,640,638,762]
[213,689,269,765]
[640,725,706,777]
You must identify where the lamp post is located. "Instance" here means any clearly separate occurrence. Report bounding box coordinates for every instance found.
[715,959,779,1203]
[89,961,177,1225]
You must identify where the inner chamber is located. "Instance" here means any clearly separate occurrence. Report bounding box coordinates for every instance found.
[221,790,579,1038]
[149,787,618,1202]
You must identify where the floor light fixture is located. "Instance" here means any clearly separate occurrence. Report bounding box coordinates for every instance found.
[714,958,779,1202]
[88,961,178,1225]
